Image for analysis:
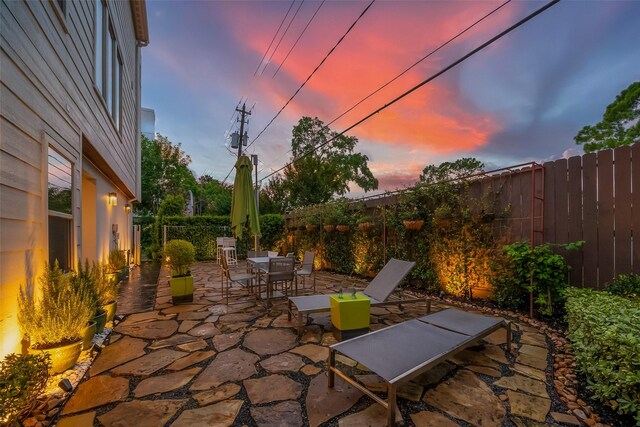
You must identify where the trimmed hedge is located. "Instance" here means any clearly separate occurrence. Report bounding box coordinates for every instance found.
[565,288,640,422]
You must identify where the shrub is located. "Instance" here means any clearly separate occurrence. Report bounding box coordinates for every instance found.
[565,288,640,422]
[605,273,640,300]
[70,261,99,315]
[0,353,50,426]
[164,239,195,276]
[18,262,94,348]
[260,214,285,251]
[108,249,127,272]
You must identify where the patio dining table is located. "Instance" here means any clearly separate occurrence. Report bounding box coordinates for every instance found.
[247,256,288,308]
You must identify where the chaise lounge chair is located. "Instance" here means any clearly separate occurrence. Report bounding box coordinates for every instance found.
[287,258,426,335]
[328,308,512,426]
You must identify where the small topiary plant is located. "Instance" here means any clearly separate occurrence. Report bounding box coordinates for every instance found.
[605,273,640,300]
[0,353,50,426]
[164,239,196,277]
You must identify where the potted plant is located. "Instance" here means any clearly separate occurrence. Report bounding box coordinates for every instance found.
[403,206,424,231]
[94,262,119,324]
[357,215,375,231]
[164,239,196,304]
[18,262,94,374]
[108,248,128,281]
[72,261,99,350]
[302,210,320,232]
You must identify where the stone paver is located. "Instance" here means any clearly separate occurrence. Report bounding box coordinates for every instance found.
[507,390,551,422]
[251,401,303,427]
[338,403,402,426]
[243,328,297,356]
[306,374,362,427]
[414,361,456,387]
[212,332,243,352]
[178,319,200,333]
[57,412,96,427]
[97,399,187,427]
[517,353,547,370]
[177,339,208,352]
[550,411,581,425]
[411,411,459,427]
[467,364,501,377]
[301,364,322,376]
[260,352,305,373]
[111,349,186,376]
[424,370,506,427]
[244,374,303,404]
[167,350,215,371]
[162,304,207,314]
[171,399,243,427]
[188,322,221,338]
[512,363,546,382]
[193,383,241,406]
[494,374,549,398]
[290,343,329,363]
[114,319,178,339]
[61,376,129,415]
[148,333,199,349]
[89,336,147,376]
[190,348,259,390]
[519,344,548,359]
[521,332,547,347]
[134,367,201,397]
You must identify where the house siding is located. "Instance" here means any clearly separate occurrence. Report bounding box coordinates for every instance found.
[0,0,145,357]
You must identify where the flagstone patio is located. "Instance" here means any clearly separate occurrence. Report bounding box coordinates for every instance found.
[56,261,578,426]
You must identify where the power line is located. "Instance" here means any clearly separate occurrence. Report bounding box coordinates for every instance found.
[253,0,296,77]
[258,0,561,184]
[262,0,306,76]
[262,0,512,171]
[246,0,376,151]
[272,0,325,79]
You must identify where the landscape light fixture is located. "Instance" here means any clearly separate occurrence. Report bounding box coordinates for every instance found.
[108,192,118,206]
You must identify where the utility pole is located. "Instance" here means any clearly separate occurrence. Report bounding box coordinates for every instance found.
[236,103,251,158]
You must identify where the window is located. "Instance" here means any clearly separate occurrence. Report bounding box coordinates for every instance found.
[94,0,122,131]
[48,148,73,270]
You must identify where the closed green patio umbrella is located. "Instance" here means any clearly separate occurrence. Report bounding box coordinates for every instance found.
[231,155,260,239]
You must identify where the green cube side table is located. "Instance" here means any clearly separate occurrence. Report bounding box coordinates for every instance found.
[330,293,370,331]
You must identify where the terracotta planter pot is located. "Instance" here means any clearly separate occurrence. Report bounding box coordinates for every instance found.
[102,301,117,323]
[403,220,424,231]
[336,225,350,232]
[29,340,82,374]
[93,310,107,334]
[81,320,97,351]
[305,224,318,232]
[323,224,336,232]
[170,275,194,304]
[358,222,374,231]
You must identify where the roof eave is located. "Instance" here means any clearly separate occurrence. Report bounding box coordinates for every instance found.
[131,0,149,45]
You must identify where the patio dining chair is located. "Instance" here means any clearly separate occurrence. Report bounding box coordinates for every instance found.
[295,250,315,294]
[258,257,295,307]
[267,251,279,258]
[222,238,237,266]
[220,252,253,304]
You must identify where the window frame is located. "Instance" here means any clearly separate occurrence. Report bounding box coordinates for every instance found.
[47,147,74,270]
[94,0,123,135]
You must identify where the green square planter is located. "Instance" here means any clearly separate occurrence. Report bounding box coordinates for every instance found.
[170,275,194,304]
[330,293,370,331]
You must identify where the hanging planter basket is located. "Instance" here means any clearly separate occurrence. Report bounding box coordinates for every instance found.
[403,220,424,231]
[358,222,375,231]
[336,225,351,232]
[324,224,336,232]
[305,224,318,232]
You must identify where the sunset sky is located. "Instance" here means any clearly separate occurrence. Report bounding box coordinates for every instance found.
[141,0,640,194]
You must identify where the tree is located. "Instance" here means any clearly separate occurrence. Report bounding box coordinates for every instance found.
[419,157,484,184]
[267,117,378,210]
[575,81,640,153]
[194,175,232,215]
[139,134,197,214]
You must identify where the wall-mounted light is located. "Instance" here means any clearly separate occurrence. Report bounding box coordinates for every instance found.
[108,192,118,206]
[124,203,131,213]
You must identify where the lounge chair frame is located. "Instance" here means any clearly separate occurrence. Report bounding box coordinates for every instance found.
[287,258,427,335]
[327,308,512,426]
